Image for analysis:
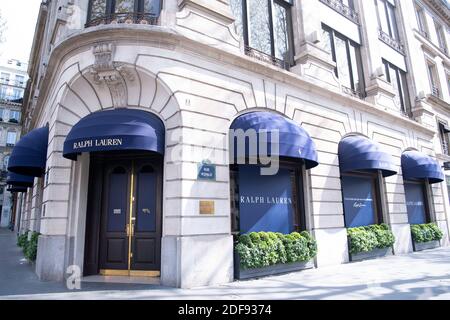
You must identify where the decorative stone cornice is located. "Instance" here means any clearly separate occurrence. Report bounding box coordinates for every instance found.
[30,24,436,136]
[90,42,135,107]
[426,0,450,25]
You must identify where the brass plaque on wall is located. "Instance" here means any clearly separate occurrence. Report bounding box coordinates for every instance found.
[199,200,215,215]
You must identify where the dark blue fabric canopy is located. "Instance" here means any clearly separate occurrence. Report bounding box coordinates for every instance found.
[7,185,28,193]
[63,109,165,160]
[230,112,319,169]
[401,150,444,184]
[6,172,34,187]
[8,126,49,177]
[338,135,398,177]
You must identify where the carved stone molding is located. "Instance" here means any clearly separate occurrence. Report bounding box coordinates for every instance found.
[90,42,135,107]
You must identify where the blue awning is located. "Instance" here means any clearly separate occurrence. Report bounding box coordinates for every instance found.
[63,109,165,160]
[7,185,27,193]
[230,112,319,169]
[338,135,397,177]
[8,127,49,177]
[6,172,34,187]
[401,150,444,184]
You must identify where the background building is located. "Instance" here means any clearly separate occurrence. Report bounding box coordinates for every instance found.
[13,0,450,288]
[0,58,26,228]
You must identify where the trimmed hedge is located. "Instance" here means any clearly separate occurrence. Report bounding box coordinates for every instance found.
[347,224,395,254]
[235,231,317,270]
[411,223,443,243]
[17,231,29,248]
[17,231,40,262]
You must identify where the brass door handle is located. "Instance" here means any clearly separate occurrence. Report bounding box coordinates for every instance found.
[126,224,130,237]
[131,223,135,236]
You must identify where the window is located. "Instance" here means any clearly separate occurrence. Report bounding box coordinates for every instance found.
[321,25,365,97]
[0,109,4,121]
[11,88,23,100]
[0,85,7,100]
[375,0,399,40]
[427,61,440,97]
[404,181,430,225]
[382,60,411,115]
[342,173,383,228]
[0,72,9,84]
[438,121,450,155]
[15,75,25,87]
[87,0,161,25]
[230,162,305,235]
[435,21,448,54]
[230,0,294,68]
[415,4,429,38]
[3,156,9,170]
[9,110,21,123]
[6,131,17,146]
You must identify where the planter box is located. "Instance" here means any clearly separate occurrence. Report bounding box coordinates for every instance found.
[234,252,314,280]
[349,247,393,262]
[413,240,440,252]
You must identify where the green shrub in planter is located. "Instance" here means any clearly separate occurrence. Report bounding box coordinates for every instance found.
[411,223,443,243]
[17,231,29,248]
[347,224,395,254]
[24,231,40,262]
[235,231,317,270]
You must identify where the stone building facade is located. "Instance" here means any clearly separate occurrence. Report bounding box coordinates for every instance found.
[0,58,26,228]
[12,0,450,288]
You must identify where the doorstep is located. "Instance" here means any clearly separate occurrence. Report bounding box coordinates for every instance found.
[81,275,161,285]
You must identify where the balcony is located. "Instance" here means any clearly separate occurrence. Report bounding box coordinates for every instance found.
[378,29,405,54]
[85,12,159,28]
[319,0,359,24]
[244,46,290,71]
[0,95,23,105]
[431,86,441,98]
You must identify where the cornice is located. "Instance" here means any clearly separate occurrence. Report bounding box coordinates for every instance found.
[30,24,436,137]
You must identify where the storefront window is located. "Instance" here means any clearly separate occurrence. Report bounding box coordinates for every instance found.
[404,181,429,225]
[231,163,304,234]
[342,173,381,228]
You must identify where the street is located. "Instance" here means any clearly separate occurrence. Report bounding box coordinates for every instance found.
[1,228,450,300]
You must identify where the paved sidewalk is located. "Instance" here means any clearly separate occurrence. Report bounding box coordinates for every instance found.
[1,228,450,300]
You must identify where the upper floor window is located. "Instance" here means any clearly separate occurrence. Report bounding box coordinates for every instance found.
[427,60,441,98]
[0,72,9,85]
[11,88,23,100]
[415,4,429,38]
[434,21,448,54]
[375,0,399,41]
[15,75,25,87]
[322,25,365,98]
[438,121,450,155]
[382,60,410,116]
[230,0,294,69]
[6,131,17,146]
[9,110,21,123]
[87,0,161,26]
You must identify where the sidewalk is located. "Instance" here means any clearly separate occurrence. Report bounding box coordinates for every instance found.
[1,228,450,300]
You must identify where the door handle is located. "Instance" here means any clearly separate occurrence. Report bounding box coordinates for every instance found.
[131,223,135,236]
[126,224,130,237]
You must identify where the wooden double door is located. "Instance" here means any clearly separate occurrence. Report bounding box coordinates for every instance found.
[84,152,162,276]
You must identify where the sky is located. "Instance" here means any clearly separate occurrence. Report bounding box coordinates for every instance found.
[0,0,42,64]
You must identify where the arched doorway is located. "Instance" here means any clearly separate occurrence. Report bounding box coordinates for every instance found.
[62,108,165,277]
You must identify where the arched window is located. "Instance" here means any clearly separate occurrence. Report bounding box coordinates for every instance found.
[87,0,162,26]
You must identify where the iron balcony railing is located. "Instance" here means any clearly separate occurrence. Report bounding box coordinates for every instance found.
[319,0,359,24]
[431,86,441,98]
[378,29,405,54]
[85,12,159,27]
[244,46,291,71]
